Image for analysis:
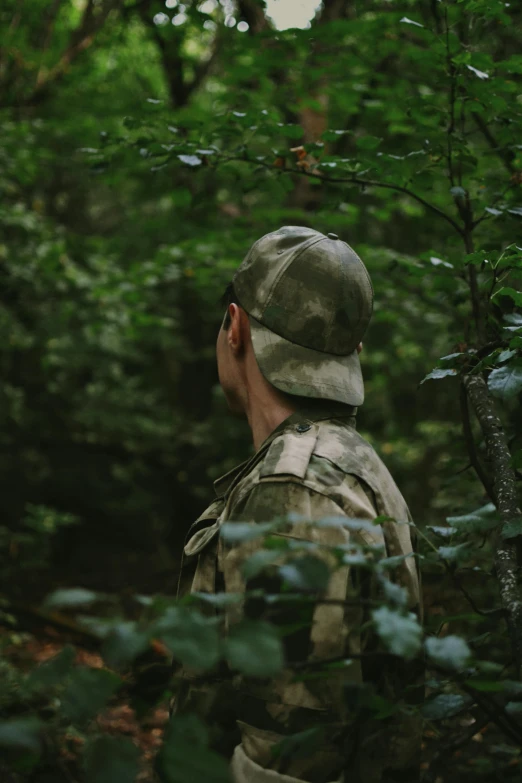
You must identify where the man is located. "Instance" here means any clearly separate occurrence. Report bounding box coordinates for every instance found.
[176,226,422,782]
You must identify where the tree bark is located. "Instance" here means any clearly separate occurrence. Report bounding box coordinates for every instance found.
[237,0,271,33]
[464,373,522,674]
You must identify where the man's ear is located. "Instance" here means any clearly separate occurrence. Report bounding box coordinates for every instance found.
[227,304,248,354]
[357,342,363,355]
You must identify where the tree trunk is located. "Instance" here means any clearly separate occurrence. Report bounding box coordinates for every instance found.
[464,373,522,674]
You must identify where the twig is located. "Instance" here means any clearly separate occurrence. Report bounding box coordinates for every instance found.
[472,111,516,176]
[222,154,465,237]
[459,381,495,499]
[422,716,489,783]
[445,6,457,188]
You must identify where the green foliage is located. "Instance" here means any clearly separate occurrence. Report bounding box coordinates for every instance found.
[0,719,42,753]
[488,363,522,400]
[372,607,422,659]
[84,736,140,783]
[61,667,121,724]
[422,694,473,720]
[153,608,221,670]
[225,620,284,677]
[1,0,521,779]
[27,645,76,689]
[44,588,102,610]
[157,715,232,783]
[278,555,331,592]
[425,635,472,671]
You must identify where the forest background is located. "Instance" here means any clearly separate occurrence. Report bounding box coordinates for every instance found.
[1,0,522,781]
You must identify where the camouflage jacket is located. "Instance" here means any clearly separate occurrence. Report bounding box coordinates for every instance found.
[174,405,423,783]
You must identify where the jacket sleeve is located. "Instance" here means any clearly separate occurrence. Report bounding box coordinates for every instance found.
[220,479,421,782]
[218,478,382,782]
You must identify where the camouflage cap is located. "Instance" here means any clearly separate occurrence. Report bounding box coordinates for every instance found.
[233,226,373,406]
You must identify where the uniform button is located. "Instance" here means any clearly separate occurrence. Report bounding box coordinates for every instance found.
[327,232,339,240]
[296,424,311,433]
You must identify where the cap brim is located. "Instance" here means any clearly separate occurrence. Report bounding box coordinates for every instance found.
[249,316,364,407]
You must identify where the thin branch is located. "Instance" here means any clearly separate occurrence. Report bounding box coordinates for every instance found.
[24,0,122,105]
[294,653,521,742]
[422,717,489,783]
[472,111,516,176]
[445,6,456,188]
[222,154,465,236]
[467,247,486,343]
[457,679,521,744]
[459,381,495,499]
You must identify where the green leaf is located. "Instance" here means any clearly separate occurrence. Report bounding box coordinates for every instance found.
[422,694,472,720]
[271,727,325,764]
[446,503,498,533]
[177,155,202,167]
[465,679,504,691]
[102,622,151,668]
[501,516,522,540]
[437,543,471,562]
[157,715,232,783]
[279,555,330,592]
[44,587,101,609]
[379,552,415,569]
[220,521,275,544]
[241,549,281,580]
[504,313,522,327]
[450,186,466,198]
[191,591,243,607]
[278,124,303,139]
[425,636,471,671]
[420,368,458,384]
[316,516,378,535]
[225,620,284,677]
[84,736,140,783]
[466,64,489,79]
[504,680,522,696]
[427,526,457,538]
[430,257,454,269]
[154,607,220,670]
[27,644,76,688]
[0,719,42,752]
[321,129,349,141]
[505,701,522,715]
[440,352,464,362]
[380,577,408,608]
[498,349,517,363]
[493,287,522,306]
[488,363,522,400]
[356,135,382,150]
[400,16,424,27]
[372,607,422,659]
[62,667,121,724]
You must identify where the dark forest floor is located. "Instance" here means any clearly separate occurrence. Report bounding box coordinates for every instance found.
[1,628,519,783]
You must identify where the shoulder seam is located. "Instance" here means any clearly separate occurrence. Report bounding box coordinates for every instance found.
[259,425,318,480]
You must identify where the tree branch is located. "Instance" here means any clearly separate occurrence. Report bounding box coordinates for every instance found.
[464,373,522,675]
[223,154,465,236]
[24,0,122,105]
[459,381,495,499]
[472,111,516,176]
[422,717,489,783]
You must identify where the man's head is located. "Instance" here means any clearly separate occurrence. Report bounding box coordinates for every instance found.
[216,226,373,416]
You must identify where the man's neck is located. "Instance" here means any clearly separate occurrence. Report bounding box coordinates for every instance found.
[245,393,295,451]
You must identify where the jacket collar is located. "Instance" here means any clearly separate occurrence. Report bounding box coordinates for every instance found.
[213,402,356,497]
